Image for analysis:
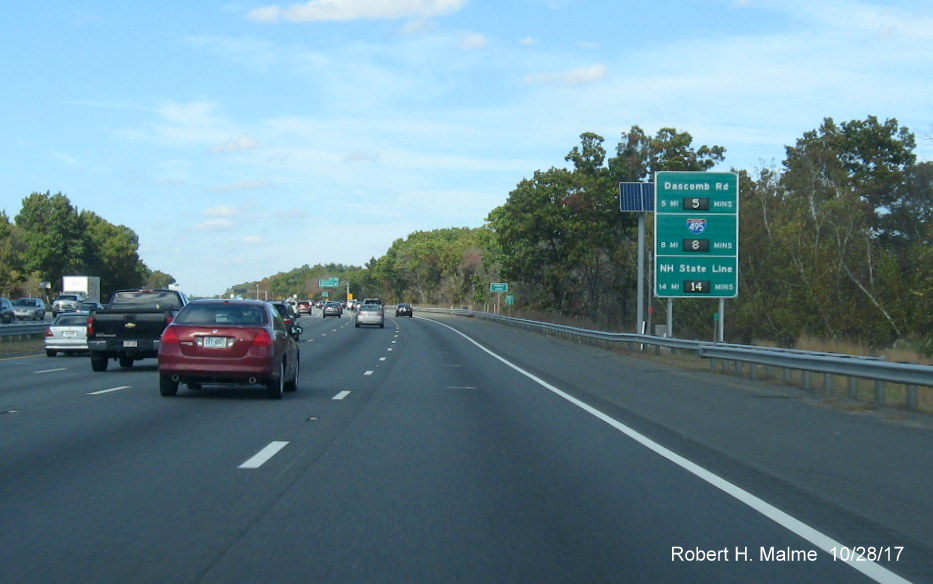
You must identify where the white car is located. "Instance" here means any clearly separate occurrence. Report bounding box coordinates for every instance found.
[45,312,89,356]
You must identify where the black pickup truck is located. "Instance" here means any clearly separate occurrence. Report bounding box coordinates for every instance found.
[87,289,189,371]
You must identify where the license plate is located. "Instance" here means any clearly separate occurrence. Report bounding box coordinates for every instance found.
[63,331,77,337]
[123,340,138,348]
[203,336,228,349]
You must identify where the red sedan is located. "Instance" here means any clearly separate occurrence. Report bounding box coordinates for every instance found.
[158,299,301,399]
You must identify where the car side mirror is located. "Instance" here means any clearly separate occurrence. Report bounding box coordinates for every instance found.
[290,325,303,338]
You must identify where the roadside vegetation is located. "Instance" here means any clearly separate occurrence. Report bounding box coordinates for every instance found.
[233,117,931,358]
[3,115,929,358]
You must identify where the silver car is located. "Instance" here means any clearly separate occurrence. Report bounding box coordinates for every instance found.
[45,312,89,356]
[354,303,385,328]
[13,298,47,320]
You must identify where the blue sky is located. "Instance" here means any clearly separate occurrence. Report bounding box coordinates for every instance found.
[3,0,931,297]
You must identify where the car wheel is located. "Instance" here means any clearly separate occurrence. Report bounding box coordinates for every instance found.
[285,357,299,393]
[46,350,56,357]
[91,352,108,372]
[160,375,179,396]
[355,322,360,328]
[266,362,284,399]
[119,356,134,368]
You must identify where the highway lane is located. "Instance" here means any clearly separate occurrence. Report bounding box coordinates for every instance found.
[0,311,928,583]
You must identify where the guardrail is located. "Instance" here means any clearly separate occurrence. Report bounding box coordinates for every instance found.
[0,322,48,341]
[419,307,933,412]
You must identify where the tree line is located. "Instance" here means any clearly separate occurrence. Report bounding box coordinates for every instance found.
[9,115,927,354]
[250,116,929,353]
[0,191,175,300]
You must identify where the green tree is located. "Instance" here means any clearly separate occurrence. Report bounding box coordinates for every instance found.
[81,210,147,293]
[145,270,176,289]
[14,192,86,286]
[778,116,918,346]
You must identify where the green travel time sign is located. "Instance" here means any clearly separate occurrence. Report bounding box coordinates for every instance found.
[654,171,739,298]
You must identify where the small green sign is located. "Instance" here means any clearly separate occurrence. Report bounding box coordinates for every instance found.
[319,278,340,288]
[490,282,509,292]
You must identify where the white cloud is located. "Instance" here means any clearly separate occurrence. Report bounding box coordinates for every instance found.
[459,32,487,50]
[523,63,608,86]
[205,205,240,217]
[210,135,262,153]
[247,0,468,23]
[195,218,235,232]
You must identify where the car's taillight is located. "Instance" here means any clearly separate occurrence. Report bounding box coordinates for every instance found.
[251,329,274,347]
[45,327,53,338]
[161,326,180,344]
[87,316,95,337]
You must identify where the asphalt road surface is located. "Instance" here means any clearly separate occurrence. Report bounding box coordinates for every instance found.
[1,311,930,583]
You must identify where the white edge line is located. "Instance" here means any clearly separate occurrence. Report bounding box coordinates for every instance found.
[239,441,289,469]
[35,368,68,374]
[427,319,915,584]
[87,386,132,395]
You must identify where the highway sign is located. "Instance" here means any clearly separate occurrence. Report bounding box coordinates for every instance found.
[490,282,509,293]
[319,278,340,288]
[654,172,739,298]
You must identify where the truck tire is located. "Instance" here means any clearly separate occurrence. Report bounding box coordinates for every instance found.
[91,352,108,372]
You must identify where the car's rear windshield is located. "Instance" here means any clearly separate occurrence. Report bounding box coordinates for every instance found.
[176,304,268,326]
[110,291,185,310]
[14,299,38,306]
[54,315,88,326]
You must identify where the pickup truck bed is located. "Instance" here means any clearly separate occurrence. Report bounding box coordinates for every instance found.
[87,290,188,371]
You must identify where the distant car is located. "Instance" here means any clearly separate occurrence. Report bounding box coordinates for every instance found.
[157,299,301,399]
[355,303,385,328]
[51,294,84,316]
[296,300,311,315]
[74,301,103,313]
[270,301,301,337]
[13,297,46,320]
[395,303,413,317]
[0,297,16,324]
[322,301,342,318]
[45,312,89,356]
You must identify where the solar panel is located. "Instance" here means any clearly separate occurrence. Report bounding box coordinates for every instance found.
[619,182,654,212]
